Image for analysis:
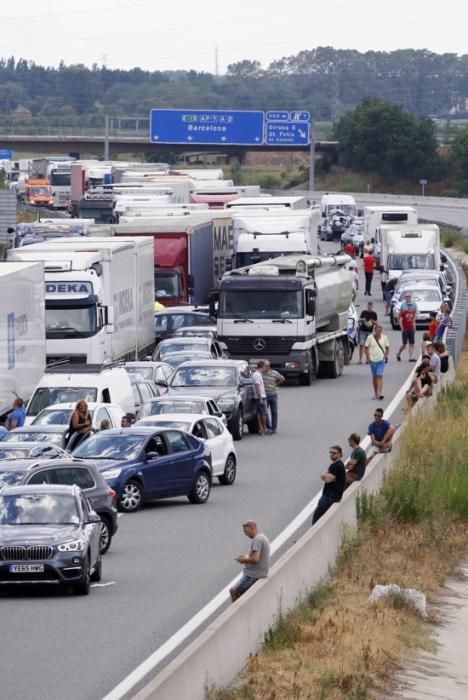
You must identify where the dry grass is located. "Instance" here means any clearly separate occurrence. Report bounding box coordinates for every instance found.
[209,345,468,700]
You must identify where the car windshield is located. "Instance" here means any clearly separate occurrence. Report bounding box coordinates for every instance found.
[32,408,74,426]
[73,433,145,461]
[163,352,211,369]
[126,367,153,381]
[146,400,205,415]
[1,431,63,446]
[399,289,441,302]
[171,366,236,387]
[27,387,98,416]
[0,494,80,525]
[159,341,207,357]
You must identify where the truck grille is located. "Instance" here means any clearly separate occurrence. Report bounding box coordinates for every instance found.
[224,337,295,356]
[1,546,53,561]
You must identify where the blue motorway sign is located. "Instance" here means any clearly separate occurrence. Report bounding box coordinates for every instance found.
[289,111,310,122]
[265,121,310,146]
[0,148,13,159]
[150,109,265,146]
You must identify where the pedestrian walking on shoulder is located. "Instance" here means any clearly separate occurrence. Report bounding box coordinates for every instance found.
[358,301,378,364]
[363,251,375,296]
[312,446,346,524]
[262,360,285,435]
[364,323,390,400]
[346,433,367,486]
[396,292,418,362]
[252,360,268,435]
[230,520,270,602]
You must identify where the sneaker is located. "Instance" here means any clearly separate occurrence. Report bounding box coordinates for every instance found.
[378,395,384,400]
[409,358,417,362]
[396,354,401,362]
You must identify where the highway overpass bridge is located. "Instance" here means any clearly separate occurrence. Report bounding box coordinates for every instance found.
[0,125,339,160]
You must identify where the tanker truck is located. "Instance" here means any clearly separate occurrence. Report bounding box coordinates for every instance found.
[214,253,353,385]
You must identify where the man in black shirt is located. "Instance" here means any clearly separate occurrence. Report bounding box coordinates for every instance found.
[312,446,346,524]
[358,302,378,364]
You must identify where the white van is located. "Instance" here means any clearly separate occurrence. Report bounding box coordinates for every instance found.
[25,365,135,425]
[320,194,358,219]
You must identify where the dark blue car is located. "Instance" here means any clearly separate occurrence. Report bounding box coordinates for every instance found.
[72,427,212,513]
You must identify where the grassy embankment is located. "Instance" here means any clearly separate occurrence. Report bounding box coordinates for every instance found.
[210,345,468,700]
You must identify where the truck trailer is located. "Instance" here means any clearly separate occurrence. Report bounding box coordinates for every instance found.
[8,237,155,365]
[0,262,46,415]
[215,253,353,385]
[377,223,441,280]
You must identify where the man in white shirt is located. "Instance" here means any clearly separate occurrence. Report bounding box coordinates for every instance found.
[426,342,441,380]
[252,360,268,435]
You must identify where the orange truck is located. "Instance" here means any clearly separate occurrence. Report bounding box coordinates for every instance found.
[24,178,54,207]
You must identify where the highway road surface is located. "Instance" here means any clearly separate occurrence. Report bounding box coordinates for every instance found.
[0,240,420,700]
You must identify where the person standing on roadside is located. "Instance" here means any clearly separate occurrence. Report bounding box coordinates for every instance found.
[358,301,378,364]
[363,249,375,296]
[345,433,367,486]
[312,446,346,524]
[252,359,268,435]
[230,520,270,602]
[364,323,390,400]
[396,292,418,363]
[262,361,285,435]
[7,394,26,430]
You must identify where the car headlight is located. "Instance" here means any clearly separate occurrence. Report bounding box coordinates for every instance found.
[102,468,122,479]
[217,398,236,411]
[58,539,85,552]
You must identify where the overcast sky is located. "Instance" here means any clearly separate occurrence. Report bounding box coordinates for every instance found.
[1,0,467,73]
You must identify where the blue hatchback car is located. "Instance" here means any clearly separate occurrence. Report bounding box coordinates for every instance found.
[72,427,212,512]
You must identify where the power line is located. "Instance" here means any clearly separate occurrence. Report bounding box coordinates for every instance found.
[0,0,184,23]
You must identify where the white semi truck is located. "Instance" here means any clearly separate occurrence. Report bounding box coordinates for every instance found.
[215,253,353,385]
[377,223,441,280]
[230,209,320,269]
[8,237,155,365]
[0,262,46,415]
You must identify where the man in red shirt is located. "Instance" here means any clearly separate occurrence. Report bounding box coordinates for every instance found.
[363,252,375,296]
[343,241,355,257]
[396,292,418,362]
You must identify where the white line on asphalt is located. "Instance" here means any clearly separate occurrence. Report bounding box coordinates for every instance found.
[91,581,116,588]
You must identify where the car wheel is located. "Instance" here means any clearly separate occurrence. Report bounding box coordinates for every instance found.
[99,517,113,555]
[73,556,90,595]
[119,479,143,513]
[247,418,259,434]
[218,453,237,485]
[188,470,211,504]
[231,408,244,441]
[90,554,102,583]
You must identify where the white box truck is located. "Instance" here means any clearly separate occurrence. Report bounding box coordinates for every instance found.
[378,223,441,280]
[364,205,417,241]
[8,237,155,365]
[231,209,319,269]
[0,262,46,415]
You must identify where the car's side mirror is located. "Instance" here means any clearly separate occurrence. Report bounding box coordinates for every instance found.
[156,379,168,387]
[86,512,101,524]
[146,451,159,460]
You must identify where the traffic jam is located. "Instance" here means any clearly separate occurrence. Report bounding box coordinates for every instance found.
[0,156,450,595]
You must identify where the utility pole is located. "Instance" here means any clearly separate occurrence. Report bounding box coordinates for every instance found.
[104,114,110,160]
[331,59,339,123]
[309,121,315,193]
[215,46,219,77]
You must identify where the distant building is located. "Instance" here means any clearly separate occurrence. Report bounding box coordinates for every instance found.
[13,105,32,119]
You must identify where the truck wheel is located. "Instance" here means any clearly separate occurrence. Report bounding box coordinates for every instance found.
[343,338,353,365]
[299,353,314,386]
[318,343,344,379]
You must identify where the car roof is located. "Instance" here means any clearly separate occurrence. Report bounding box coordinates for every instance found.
[11,425,67,434]
[147,395,213,404]
[137,413,201,425]
[174,326,216,333]
[160,337,210,345]
[125,361,168,368]
[89,427,168,437]
[0,440,60,448]
[40,402,121,411]
[163,351,212,359]
[1,483,78,496]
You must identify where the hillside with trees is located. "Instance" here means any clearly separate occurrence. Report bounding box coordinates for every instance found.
[1,48,468,120]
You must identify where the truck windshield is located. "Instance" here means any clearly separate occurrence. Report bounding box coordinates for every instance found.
[31,187,50,195]
[154,271,181,300]
[50,172,70,186]
[388,254,435,271]
[27,387,98,416]
[219,290,303,319]
[235,252,305,267]
[46,304,97,338]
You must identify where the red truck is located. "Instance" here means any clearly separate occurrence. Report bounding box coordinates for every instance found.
[91,217,215,306]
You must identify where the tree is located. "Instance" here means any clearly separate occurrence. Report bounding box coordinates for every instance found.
[450,126,468,194]
[334,98,440,180]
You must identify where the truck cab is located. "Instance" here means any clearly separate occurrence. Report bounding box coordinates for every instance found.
[24,179,53,207]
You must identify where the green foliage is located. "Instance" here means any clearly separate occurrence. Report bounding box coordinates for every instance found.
[334,98,441,180]
[449,126,468,195]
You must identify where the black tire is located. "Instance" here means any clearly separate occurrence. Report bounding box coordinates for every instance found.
[391,312,398,330]
[247,417,259,434]
[118,479,143,513]
[99,517,113,555]
[188,470,211,504]
[230,408,244,441]
[90,554,102,583]
[218,453,237,485]
[73,556,90,595]
[343,338,353,365]
[318,342,345,379]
